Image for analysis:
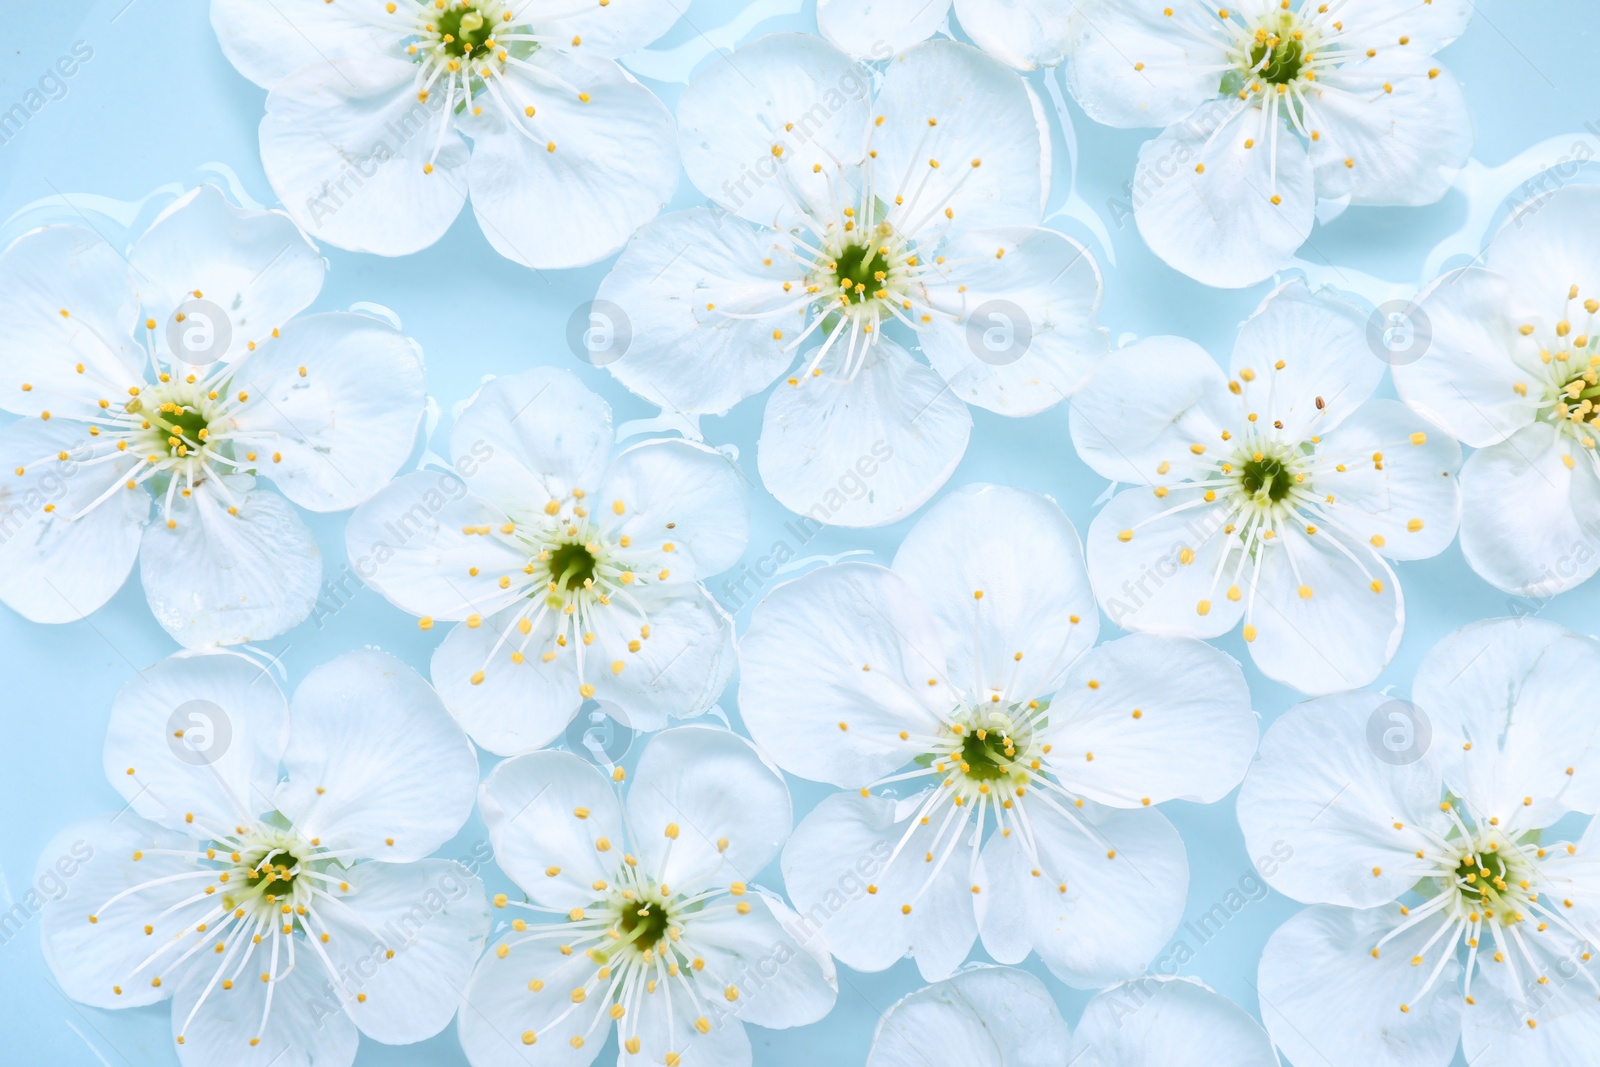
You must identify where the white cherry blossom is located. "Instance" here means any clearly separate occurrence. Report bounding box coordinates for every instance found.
[1065,0,1474,287]
[345,367,747,755]
[738,483,1257,984]
[1072,280,1461,694]
[0,184,426,646]
[599,34,1104,526]
[1393,183,1600,597]
[817,0,1071,71]
[457,726,836,1067]
[867,966,1277,1067]
[38,648,486,1067]
[209,0,683,268]
[1241,617,1600,1066]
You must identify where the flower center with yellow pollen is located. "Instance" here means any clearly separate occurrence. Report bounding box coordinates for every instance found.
[433,3,498,57]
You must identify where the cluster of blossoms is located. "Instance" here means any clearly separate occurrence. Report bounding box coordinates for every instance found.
[17,1,1600,1066]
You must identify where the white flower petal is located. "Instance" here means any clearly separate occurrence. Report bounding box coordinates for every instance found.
[276,650,478,863]
[467,53,677,269]
[624,986,753,1067]
[451,368,613,508]
[343,471,529,621]
[478,751,625,909]
[1247,523,1401,695]
[600,439,748,577]
[979,799,1186,987]
[0,225,142,419]
[1045,634,1256,806]
[130,185,324,358]
[429,605,583,756]
[456,934,608,1067]
[1237,691,1446,907]
[260,57,469,257]
[313,859,489,1044]
[1085,489,1242,638]
[1258,905,1463,1067]
[168,931,361,1067]
[1393,266,1544,448]
[104,650,288,832]
[209,0,399,88]
[780,790,978,981]
[532,0,685,59]
[140,481,321,648]
[1465,822,1600,1054]
[0,417,147,623]
[1230,280,1382,440]
[589,585,737,728]
[676,33,872,226]
[1540,817,1600,933]
[1133,103,1315,289]
[37,815,207,1008]
[867,966,1068,1067]
[1068,335,1234,483]
[1462,973,1600,1067]
[626,726,792,889]
[739,563,953,788]
[1326,0,1473,54]
[1063,2,1226,128]
[1413,617,1600,826]
[229,313,425,511]
[954,0,1071,71]
[1485,183,1600,319]
[1305,54,1471,207]
[892,483,1099,698]
[1314,398,1462,561]
[1071,978,1277,1067]
[917,226,1106,416]
[1457,422,1600,596]
[874,40,1049,238]
[599,209,801,416]
[817,0,948,59]
[757,337,973,528]
[679,891,837,1030]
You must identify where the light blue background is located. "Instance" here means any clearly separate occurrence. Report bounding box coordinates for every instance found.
[2,1,1597,1064]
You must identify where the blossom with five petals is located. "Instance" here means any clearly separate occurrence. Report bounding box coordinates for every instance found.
[599,34,1104,526]
[458,725,836,1067]
[0,185,426,646]
[346,368,747,755]
[1064,0,1473,287]
[1242,618,1600,1066]
[738,483,1257,983]
[209,0,683,268]
[1073,280,1461,694]
[39,648,486,1066]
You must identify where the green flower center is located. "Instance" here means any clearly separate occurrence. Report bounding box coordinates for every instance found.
[1455,849,1511,903]
[243,845,306,902]
[1240,456,1294,502]
[1250,36,1305,84]
[547,542,598,592]
[959,729,1019,781]
[618,898,671,951]
[434,4,496,57]
[833,242,890,305]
